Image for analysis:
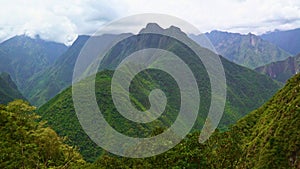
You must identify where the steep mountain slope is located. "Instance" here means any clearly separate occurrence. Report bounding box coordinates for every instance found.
[25,34,124,106]
[191,30,290,69]
[90,72,300,169]
[38,24,281,161]
[23,35,89,106]
[233,72,300,168]
[0,35,68,94]
[261,28,300,55]
[255,53,300,82]
[0,72,25,104]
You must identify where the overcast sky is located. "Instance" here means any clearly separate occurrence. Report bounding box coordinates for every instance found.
[1,0,300,45]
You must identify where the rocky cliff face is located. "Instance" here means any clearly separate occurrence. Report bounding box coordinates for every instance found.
[255,53,300,82]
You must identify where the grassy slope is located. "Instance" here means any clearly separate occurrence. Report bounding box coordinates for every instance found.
[234,72,300,168]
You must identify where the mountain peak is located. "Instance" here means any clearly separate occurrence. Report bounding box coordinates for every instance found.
[139,23,187,36]
[146,23,163,30]
[139,23,164,34]
[165,25,186,35]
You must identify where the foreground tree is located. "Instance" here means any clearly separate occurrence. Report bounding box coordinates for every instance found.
[0,100,85,168]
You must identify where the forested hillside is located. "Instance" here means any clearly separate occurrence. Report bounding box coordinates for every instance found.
[38,57,280,162]
[86,72,300,169]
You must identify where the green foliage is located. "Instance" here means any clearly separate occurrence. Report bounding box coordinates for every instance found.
[0,100,85,168]
[38,65,279,162]
[90,73,300,168]
[234,72,300,168]
[87,129,242,169]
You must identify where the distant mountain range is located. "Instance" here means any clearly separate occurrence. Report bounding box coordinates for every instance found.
[1,26,299,106]
[0,35,67,97]
[261,28,300,55]
[255,53,300,82]
[191,30,291,69]
[0,72,25,104]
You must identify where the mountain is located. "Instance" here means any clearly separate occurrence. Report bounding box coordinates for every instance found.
[0,35,68,95]
[191,30,290,69]
[25,34,131,106]
[90,72,300,169]
[0,72,25,104]
[261,28,300,55]
[37,24,281,161]
[232,72,300,168]
[23,35,89,106]
[255,53,300,82]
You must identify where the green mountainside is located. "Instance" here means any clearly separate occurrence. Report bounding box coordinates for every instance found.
[256,53,300,82]
[23,35,89,106]
[0,72,25,104]
[25,34,130,106]
[233,69,300,168]
[2,69,288,168]
[87,70,300,169]
[24,26,289,107]
[0,35,68,93]
[37,28,281,161]
[0,24,298,168]
[191,30,290,69]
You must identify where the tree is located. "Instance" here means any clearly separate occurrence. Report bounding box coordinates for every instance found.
[0,100,85,168]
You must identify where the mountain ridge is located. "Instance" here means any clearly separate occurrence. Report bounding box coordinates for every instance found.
[190,30,291,69]
[0,35,68,98]
[261,28,300,55]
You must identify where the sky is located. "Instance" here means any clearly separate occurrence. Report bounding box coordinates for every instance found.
[0,0,300,45]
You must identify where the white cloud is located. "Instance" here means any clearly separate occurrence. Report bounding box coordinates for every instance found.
[0,0,299,45]
[0,0,121,45]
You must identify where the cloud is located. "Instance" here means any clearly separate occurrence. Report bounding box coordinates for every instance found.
[0,0,299,45]
[0,0,121,45]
